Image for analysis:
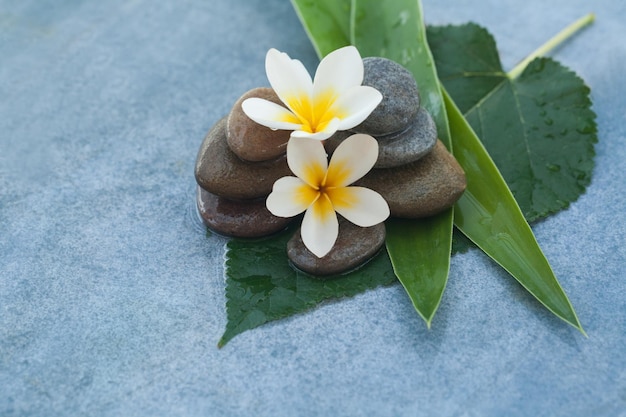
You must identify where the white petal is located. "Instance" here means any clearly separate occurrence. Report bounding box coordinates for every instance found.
[313,46,364,99]
[266,176,317,217]
[265,48,313,112]
[242,98,303,130]
[286,137,328,188]
[326,134,378,187]
[330,86,383,130]
[300,195,338,258]
[329,186,390,227]
[290,117,341,141]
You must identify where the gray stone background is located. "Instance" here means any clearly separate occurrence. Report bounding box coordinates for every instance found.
[1,0,624,416]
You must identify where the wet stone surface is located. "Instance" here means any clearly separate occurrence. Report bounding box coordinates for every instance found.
[196,187,292,238]
[195,117,292,200]
[376,107,437,168]
[287,220,386,276]
[357,140,467,218]
[325,107,437,168]
[354,57,420,136]
[227,87,290,162]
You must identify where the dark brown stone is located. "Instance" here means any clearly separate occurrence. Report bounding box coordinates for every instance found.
[357,140,466,218]
[196,187,292,238]
[194,117,292,200]
[287,219,386,276]
[227,87,290,162]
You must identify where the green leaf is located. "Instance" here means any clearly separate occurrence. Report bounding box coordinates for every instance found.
[445,89,585,333]
[351,0,453,326]
[385,215,451,327]
[428,23,597,222]
[351,0,449,145]
[219,227,397,347]
[289,0,351,58]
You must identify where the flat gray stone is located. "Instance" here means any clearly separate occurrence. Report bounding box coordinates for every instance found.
[195,117,292,200]
[287,219,386,276]
[354,57,420,136]
[196,187,292,238]
[376,107,437,168]
[357,140,466,218]
[325,107,437,168]
[227,87,290,162]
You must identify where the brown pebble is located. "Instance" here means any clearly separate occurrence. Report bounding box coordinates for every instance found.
[357,140,466,218]
[287,219,386,276]
[194,117,292,200]
[227,87,291,162]
[196,187,292,238]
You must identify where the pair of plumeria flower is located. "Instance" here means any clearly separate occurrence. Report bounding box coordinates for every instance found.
[242,46,390,258]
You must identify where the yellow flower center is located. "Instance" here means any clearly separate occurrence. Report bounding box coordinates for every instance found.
[284,89,344,134]
[300,162,358,221]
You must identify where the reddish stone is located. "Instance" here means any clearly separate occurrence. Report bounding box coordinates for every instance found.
[287,220,386,276]
[194,117,292,200]
[196,187,292,238]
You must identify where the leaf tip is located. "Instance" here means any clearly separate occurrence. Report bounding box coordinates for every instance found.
[217,333,231,349]
[565,314,587,338]
[418,310,436,329]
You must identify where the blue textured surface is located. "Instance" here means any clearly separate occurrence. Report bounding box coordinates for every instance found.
[1,1,625,416]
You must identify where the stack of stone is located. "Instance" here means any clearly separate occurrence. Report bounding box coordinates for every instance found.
[325,57,466,219]
[194,88,294,238]
[194,57,466,276]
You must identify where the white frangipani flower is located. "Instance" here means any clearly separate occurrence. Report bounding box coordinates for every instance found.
[266,134,390,258]
[242,46,383,140]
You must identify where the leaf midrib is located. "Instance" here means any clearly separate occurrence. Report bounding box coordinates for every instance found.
[439,71,507,80]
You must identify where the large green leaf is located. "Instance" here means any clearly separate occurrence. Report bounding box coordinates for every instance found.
[289,0,351,57]
[219,227,396,347]
[351,0,453,327]
[445,89,584,333]
[385,215,451,327]
[428,24,597,222]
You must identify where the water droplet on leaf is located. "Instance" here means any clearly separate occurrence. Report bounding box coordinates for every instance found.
[576,124,594,134]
